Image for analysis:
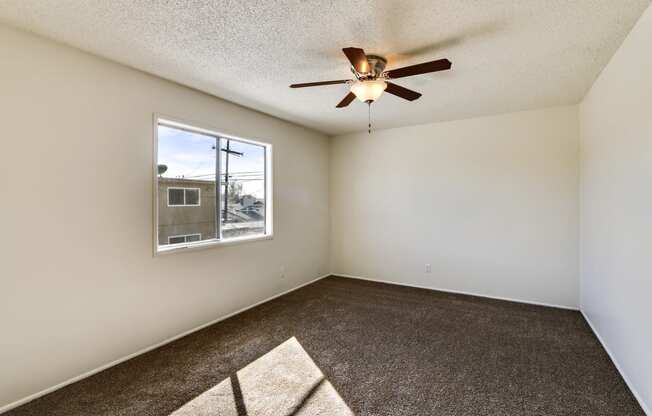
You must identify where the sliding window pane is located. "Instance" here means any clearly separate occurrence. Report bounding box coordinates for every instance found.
[157,125,217,247]
[168,188,184,206]
[186,234,201,242]
[220,138,266,239]
[168,236,186,244]
[185,189,200,205]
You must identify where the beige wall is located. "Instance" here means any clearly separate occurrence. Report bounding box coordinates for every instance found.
[0,25,330,409]
[330,106,580,308]
[579,5,651,413]
[3,6,651,412]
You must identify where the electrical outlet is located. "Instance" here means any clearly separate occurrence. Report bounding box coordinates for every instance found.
[425,264,432,273]
[280,266,286,279]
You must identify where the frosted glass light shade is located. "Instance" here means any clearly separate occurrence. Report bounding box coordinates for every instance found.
[350,80,387,102]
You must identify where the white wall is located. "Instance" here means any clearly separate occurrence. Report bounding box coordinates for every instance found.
[331,106,580,308]
[0,25,330,409]
[579,5,652,413]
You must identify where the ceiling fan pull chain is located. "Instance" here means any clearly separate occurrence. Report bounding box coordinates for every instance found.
[368,101,371,134]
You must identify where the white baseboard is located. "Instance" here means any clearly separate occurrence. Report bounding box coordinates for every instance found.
[581,311,650,415]
[333,273,579,311]
[6,274,645,414]
[0,274,331,414]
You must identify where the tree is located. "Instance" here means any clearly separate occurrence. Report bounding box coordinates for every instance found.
[226,181,243,204]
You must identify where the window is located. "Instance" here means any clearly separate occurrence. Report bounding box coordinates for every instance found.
[167,187,200,207]
[168,234,201,244]
[155,118,272,253]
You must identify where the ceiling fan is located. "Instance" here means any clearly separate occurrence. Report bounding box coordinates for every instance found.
[290,47,452,132]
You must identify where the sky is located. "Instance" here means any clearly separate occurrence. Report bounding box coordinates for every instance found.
[158,125,266,198]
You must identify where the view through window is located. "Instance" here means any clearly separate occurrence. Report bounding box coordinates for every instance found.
[156,121,269,251]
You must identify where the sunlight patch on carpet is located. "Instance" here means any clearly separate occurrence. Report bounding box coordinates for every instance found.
[170,337,353,416]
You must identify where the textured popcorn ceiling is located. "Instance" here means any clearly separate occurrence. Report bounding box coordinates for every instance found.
[0,1,649,135]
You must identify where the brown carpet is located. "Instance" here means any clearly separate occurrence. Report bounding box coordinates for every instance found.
[5,276,644,415]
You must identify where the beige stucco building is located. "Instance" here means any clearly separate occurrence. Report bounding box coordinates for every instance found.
[157,178,217,245]
[157,178,265,246]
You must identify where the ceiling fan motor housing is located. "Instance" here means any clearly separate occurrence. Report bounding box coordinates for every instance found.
[351,54,387,79]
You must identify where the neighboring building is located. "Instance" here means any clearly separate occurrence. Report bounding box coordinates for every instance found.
[157,178,265,246]
[157,178,217,246]
[221,192,265,238]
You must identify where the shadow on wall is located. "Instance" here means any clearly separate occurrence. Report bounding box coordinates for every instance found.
[170,337,353,416]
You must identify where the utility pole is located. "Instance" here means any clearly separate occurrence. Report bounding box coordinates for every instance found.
[221,139,243,223]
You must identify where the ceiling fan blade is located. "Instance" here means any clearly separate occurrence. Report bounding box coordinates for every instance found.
[385,82,422,101]
[385,58,452,79]
[342,47,370,74]
[290,80,350,88]
[336,92,356,108]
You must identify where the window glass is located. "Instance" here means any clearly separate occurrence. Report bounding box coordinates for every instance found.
[169,236,186,244]
[156,121,270,252]
[168,188,184,205]
[185,189,200,205]
[157,125,217,247]
[219,138,266,239]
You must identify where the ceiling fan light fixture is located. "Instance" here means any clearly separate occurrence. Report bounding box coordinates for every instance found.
[289,47,452,110]
[350,79,387,103]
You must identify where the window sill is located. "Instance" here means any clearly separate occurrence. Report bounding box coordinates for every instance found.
[154,233,273,256]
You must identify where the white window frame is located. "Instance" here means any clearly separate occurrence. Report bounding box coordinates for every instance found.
[153,114,273,255]
[167,187,201,207]
[168,233,202,244]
